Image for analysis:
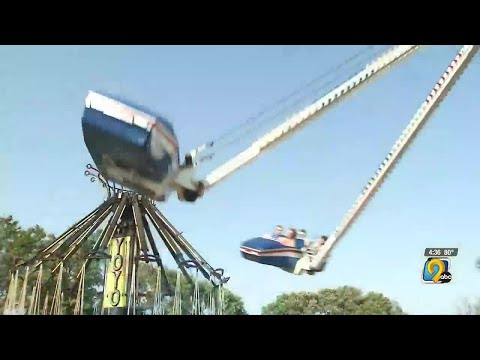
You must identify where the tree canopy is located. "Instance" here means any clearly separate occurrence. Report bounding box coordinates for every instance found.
[261,286,405,315]
[0,215,103,314]
[136,263,247,315]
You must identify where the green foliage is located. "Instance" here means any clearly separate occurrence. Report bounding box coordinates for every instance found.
[261,286,405,315]
[61,229,104,314]
[136,263,247,315]
[0,215,103,314]
[0,216,55,299]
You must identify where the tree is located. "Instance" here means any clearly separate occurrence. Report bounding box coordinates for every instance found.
[0,216,103,314]
[0,216,22,298]
[0,216,55,301]
[60,229,104,314]
[457,298,480,315]
[261,286,405,315]
[136,263,248,315]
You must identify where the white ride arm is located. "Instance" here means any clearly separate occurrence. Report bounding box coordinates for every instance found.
[300,45,479,273]
[203,45,421,190]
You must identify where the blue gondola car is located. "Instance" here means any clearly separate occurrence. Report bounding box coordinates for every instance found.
[240,236,305,273]
[81,91,180,200]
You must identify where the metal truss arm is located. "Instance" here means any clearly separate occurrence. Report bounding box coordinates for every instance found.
[202,45,422,190]
[301,45,479,273]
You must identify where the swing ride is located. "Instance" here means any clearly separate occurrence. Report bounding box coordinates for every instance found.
[82,92,206,203]
[240,235,306,274]
[240,229,328,274]
[3,45,478,315]
[3,168,229,315]
[240,45,479,274]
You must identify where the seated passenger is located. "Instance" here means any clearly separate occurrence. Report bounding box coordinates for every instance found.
[319,235,328,246]
[272,225,283,239]
[295,229,307,249]
[278,228,297,247]
[297,229,312,248]
[297,229,307,240]
[304,235,328,255]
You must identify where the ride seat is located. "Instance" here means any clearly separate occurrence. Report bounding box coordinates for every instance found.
[294,238,305,249]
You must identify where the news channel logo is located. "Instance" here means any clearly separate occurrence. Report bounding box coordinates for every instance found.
[422,257,452,284]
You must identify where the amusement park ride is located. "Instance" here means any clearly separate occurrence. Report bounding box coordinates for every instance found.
[3,45,479,315]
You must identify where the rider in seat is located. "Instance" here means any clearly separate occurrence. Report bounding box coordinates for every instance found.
[272,225,284,239]
[303,235,328,255]
[296,229,307,249]
[297,229,307,240]
[278,228,297,247]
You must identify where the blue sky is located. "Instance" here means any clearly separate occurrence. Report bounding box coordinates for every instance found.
[1,45,480,314]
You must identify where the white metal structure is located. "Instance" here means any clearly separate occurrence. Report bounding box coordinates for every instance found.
[171,46,422,199]
[295,45,479,273]
[176,45,478,274]
[201,45,421,189]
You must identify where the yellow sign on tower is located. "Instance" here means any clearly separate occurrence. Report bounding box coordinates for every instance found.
[103,236,131,308]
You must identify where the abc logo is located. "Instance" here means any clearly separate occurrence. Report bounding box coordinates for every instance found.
[438,271,452,283]
[422,258,452,284]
